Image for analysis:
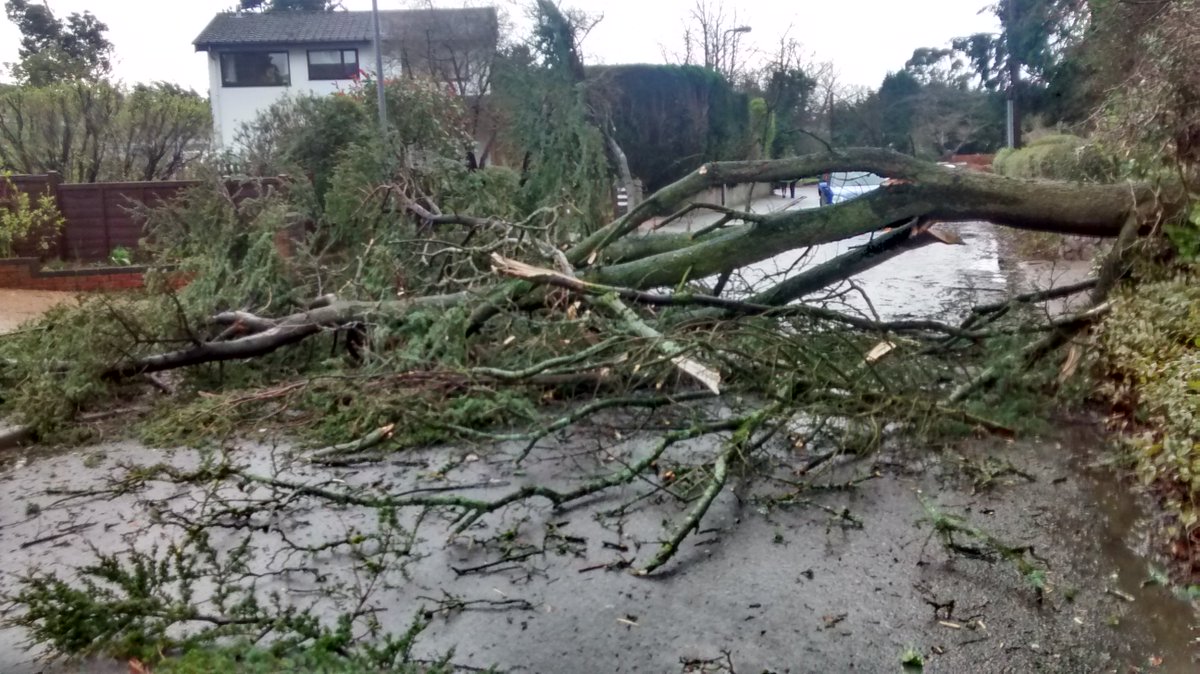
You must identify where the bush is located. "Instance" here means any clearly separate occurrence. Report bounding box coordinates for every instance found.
[0,175,64,256]
[234,78,472,205]
[1098,272,1200,542]
[235,93,371,204]
[991,134,1119,182]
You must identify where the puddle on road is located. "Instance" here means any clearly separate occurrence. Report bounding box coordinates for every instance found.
[1057,427,1200,671]
[675,190,1011,321]
[728,222,1008,322]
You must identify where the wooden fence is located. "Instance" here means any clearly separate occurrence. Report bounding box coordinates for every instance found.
[2,172,282,262]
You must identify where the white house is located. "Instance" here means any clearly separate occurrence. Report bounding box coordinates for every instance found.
[193,8,498,148]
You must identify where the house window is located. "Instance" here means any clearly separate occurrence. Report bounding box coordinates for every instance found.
[308,49,359,80]
[220,51,290,87]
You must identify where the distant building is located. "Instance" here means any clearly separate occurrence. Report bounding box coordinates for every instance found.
[193,8,498,148]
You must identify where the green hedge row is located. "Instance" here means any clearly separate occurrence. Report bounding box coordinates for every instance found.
[591,64,751,192]
[992,134,1119,182]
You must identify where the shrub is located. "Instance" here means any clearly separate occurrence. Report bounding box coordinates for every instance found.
[991,134,1119,182]
[1098,272,1200,545]
[0,175,64,257]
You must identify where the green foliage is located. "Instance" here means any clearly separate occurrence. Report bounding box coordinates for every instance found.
[760,65,817,158]
[156,645,448,674]
[1098,273,1200,536]
[1166,203,1200,262]
[1089,0,1200,176]
[748,97,774,159]
[142,177,302,316]
[236,93,371,204]
[0,81,210,181]
[115,83,213,181]
[4,525,445,670]
[879,70,921,154]
[0,73,530,438]
[905,0,1097,134]
[991,135,1118,260]
[108,245,132,266]
[0,174,64,256]
[0,295,179,437]
[3,0,113,85]
[991,134,1118,181]
[235,78,472,207]
[593,64,751,191]
[494,49,610,233]
[941,0,1091,124]
[831,78,1003,158]
[370,78,473,160]
[900,646,925,670]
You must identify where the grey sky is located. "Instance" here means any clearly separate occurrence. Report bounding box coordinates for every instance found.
[0,1,999,93]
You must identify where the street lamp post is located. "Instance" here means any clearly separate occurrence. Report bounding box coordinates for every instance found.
[717,26,751,205]
[721,25,751,82]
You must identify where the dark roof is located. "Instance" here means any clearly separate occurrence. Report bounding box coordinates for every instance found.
[194,8,498,51]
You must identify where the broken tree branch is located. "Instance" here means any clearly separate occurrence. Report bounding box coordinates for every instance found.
[105,295,467,381]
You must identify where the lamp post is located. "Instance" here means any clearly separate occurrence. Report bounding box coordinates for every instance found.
[371,0,387,135]
[721,25,751,80]
[717,26,751,204]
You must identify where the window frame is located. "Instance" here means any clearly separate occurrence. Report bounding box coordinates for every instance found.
[219,50,291,88]
[306,48,360,81]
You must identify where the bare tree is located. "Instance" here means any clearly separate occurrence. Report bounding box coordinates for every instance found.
[811,61,841,144]
[671,0,753,83]
[753,32,827,156]
[388,2,504,165]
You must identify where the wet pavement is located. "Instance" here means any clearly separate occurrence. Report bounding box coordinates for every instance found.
[650,186,1011,321]
[0,421,1196,673]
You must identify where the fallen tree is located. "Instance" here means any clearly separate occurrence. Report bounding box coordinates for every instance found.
[2,142,1172,671]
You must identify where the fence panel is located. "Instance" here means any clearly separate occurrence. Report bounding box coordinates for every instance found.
[55,181,204,260]
[5,175,288,262]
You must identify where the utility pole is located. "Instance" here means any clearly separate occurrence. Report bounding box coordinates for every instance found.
[371,0,388,135]
[1005,0,1021,148]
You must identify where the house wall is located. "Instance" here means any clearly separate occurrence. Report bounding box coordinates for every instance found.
[207,43,389,148]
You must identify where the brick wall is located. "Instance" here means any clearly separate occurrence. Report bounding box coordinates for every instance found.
[0,258,152,292]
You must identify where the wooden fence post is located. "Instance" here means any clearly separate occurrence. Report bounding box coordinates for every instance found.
[101,184,112,258]
[44,172,68,261]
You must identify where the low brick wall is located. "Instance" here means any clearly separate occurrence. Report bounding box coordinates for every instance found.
[693,182,776,209]
[0,258,150,292]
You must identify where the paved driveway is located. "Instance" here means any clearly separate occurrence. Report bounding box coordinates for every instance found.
[0,289,75,333]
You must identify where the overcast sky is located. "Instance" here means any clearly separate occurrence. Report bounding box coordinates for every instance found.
[0,0,999,93]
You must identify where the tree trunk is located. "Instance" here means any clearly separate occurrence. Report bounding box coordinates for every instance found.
[605,130,638,210]
[569,148,1182,290]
